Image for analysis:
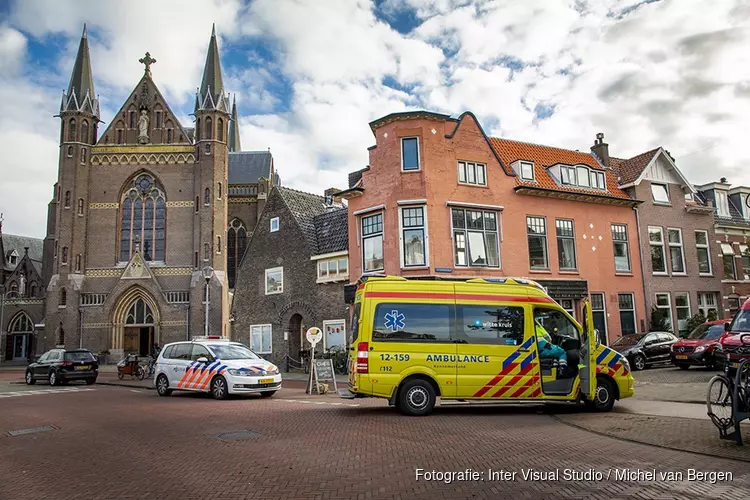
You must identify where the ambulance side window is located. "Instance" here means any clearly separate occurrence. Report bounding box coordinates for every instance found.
[372,302,453,342]
[350,302,361,343]
[456,305,525,345]
[534,308,579,340]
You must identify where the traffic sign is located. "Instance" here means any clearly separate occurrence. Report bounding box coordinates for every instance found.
[306,327,322,346]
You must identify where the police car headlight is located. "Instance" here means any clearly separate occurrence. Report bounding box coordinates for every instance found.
[620,357,631,372]
[227,369,252,377]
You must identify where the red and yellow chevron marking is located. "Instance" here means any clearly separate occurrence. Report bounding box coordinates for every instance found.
[597,363,626,378]
[473,349,542,399]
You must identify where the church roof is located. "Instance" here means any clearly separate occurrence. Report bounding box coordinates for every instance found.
[195,25,230,114]
[60,24,99,119]
[228,96,241,152]
[1,233,43,275]
[228,151,273,184]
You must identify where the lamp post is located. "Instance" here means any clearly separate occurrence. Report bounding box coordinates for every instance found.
[202,266,213,337]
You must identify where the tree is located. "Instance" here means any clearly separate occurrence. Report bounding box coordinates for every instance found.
[683,313,706,337]
[707,309,718,322]
[649,307,672,332]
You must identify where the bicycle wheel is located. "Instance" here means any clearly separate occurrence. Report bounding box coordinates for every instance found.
[706,376,733,426]
[136,366,145,380]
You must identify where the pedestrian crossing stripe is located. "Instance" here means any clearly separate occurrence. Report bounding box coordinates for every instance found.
[0,388,96,398]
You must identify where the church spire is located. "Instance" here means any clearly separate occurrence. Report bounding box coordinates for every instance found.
[61,24,99,119]
[195,24,229,114]
[228,95,241,152]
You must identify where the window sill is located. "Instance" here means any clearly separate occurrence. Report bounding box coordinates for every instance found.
[453,265,502,270]
[265,291,283,295]
[652,272,669,276]
[457,182,489,188]
[529,269,551,274]
[652,202,672,207]
[615,272,634,276]
[699,273,714,277]
[317,276,349,284]
[402,266,430,271]
[671,273,688,277]
[401,168,421,173]
[559,270,579,274]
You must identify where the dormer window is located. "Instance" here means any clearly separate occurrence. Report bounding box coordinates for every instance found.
[560,165,605,190]
[716,190,730,217]
[651,183,670,204]
[520,162,534,181]
[577,166,590,187]
[9,252,18,266]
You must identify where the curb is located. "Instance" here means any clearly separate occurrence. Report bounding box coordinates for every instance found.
[97,380,155,390]
[549,413,750,463]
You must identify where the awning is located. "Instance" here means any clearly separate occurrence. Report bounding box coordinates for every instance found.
[535,280,589,300]
[721,243,735,255]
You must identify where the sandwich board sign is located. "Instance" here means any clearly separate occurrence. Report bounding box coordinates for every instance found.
[305,327,337,394]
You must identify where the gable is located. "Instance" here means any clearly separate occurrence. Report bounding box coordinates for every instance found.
[641,153,686,187]
[96,74,192,147]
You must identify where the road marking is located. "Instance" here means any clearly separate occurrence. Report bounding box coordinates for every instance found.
[276,398,360,407]
[0,388,96,399]
[130,389,146,393]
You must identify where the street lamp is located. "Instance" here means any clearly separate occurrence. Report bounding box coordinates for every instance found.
[202,266,214,337]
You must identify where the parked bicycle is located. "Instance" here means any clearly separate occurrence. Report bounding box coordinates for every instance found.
[323,345,349,375]
[706,333,750,445]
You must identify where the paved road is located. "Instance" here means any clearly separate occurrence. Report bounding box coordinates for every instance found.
[1,385,749,499]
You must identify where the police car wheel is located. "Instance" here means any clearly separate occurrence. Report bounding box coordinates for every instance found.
[156,375,172,397]
[211,376,229,400]
[398,379,436,416]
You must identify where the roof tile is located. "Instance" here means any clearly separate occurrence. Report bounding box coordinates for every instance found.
[610,148,659,185]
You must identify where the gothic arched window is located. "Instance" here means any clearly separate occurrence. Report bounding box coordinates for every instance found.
[75,254,81,272]
[68,118,76,142]
[10,312,33,333]
[65,191,71,208]
[77,198,84,215]
[60,288,67,306]
[218,118,224,141]
[203,243,210,261]
[205,116,213,139]
[125,298,154,325]
[119,173,166,262]
[204,187,210,205]
[81,120,89,144]
[227,218,248,289]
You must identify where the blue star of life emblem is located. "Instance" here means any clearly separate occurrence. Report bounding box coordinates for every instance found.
[384,310,406,332]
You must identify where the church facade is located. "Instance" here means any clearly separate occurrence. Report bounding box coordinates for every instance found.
[41,25,278,360]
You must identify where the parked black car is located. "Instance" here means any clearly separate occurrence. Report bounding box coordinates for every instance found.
[25,348,99,386]
[609,331,679,371]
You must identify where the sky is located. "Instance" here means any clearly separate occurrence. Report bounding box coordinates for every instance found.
[1,0,750,239]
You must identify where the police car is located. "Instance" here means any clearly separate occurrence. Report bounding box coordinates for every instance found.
[153,337,282,399]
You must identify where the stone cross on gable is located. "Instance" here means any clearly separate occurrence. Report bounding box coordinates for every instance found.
[139,52,156,76]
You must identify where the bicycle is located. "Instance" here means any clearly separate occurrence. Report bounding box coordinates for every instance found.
[706,333,750,445]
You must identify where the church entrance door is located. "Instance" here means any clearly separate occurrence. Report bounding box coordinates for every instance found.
[123,298,156,357]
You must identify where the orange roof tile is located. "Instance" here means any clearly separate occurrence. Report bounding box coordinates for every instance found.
[489,138,633,200]
[611,148,660,185]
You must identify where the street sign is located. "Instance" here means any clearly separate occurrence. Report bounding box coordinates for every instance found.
[305,327,322,346]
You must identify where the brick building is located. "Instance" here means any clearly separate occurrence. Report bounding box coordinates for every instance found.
[41,25,278,361]
[230,186,349,369]
[608,145,723,334]
[341,111,647,344]
[0,227,45,362]
[695,180,750,318]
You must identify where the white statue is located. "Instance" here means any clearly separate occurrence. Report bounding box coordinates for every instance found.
[19,274,26,296]
[138,110,149,143]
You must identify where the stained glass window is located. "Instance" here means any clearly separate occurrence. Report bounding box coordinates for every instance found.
[119,173,166,262]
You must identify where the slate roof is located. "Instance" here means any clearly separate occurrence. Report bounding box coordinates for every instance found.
[348,167,368,188]
[277,187,347,255]
[696,190,750,228]
[314,209,349,254]
[610,148,660,185]
[2,233,44,275]
[228,151,273,185]
[489,138,633,200]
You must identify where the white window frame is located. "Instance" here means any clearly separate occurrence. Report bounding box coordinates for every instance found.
[611,223,631,273]
[674,292,691,334]
[651,183,670,204]
[361,212,384,273]
[740,244,750,281]
[450,207,501,268]
[401,136,420,172]
[555,218,577,270]
[667,228,686,275]
[560,166,576,185]
[576,166,590,188]
[249,324,272,354]
[398,205,429,268]
[695,230,712,276]
[590,170,606,190]
[270,217,279,232]
[457,161,487,186]
[618,293,637,335]
[520,161,534,181]
[590,292,608,345]
[527,215,548,269]
[697,292,718,318]
[716,190,730,217]
[264,267,283,295]
[322,319,347,350]
[655,292,673,331]
[721,243,736,280]
[317,256,349,283]
[648,226,667,275]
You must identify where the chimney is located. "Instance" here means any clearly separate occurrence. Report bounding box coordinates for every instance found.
[590,132,610,167]
[720,177,728,184]
[324,187,343,205]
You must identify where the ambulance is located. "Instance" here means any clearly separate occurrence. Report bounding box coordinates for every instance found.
[340,275,634,416]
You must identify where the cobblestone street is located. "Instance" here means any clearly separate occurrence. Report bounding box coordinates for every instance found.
[1,381,749,500]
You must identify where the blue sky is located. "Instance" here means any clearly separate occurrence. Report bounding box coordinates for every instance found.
[1,0,750,238]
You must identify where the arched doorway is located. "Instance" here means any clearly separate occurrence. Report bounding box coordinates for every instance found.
[288,313,306,359]
[6,312,33,361]
[111,288,160,356]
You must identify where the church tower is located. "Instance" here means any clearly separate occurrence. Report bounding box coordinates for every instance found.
[192,25,232,336]
[45,24,100,346]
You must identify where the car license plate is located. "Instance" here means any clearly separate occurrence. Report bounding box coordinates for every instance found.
[675,355,688,360]
[732,362,740,368]
[76,365,89,370]
[259,378,273,384]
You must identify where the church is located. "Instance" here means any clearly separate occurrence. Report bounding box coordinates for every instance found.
[41,25,279,360]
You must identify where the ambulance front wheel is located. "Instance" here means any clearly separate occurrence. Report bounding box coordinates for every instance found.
[398,379,436,416]
[586,376,616,412]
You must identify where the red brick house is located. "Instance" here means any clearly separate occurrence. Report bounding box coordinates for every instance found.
[340,111,648,343]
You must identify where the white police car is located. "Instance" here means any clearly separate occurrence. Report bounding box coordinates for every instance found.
[153,337,282,399]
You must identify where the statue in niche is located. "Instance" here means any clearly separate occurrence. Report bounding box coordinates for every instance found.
[138,110,150,144]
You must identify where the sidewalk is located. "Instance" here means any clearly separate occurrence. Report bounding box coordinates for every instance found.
[632,380,706,404]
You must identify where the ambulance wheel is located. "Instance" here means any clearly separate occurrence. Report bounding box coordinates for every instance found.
[156,375,172,397]
[211,375,229,400]
[398,379,436,416]
[586,376,615,412]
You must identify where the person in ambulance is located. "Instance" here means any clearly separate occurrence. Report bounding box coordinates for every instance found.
[535,311,568,370]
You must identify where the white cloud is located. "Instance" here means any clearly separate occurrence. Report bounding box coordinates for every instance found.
[3,0,750,239]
